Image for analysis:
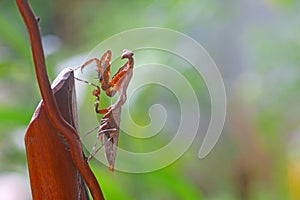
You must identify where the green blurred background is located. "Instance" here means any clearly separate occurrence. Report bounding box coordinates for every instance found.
[1,0,300,199]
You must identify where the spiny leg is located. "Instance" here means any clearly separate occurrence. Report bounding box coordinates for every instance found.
[87,128,116,162]
[80,58,101,72]
[103,49,134,97]
[74,77,100,89]
[87,134,102,162]
[79,50,112,83]
[80,125,99,139]
[99,51,112,90]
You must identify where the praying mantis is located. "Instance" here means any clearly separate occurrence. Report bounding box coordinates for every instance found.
[77,49,134,171]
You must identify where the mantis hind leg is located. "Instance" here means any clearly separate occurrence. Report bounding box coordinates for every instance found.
[87,128,116,162]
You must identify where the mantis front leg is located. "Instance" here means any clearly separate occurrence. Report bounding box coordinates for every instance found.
[80,50,112,85]
[103,49,134,98]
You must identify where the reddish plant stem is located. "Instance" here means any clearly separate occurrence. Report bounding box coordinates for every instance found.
[15,0,104,199]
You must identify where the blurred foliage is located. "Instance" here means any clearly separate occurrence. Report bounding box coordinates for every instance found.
[1,0,300,199]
